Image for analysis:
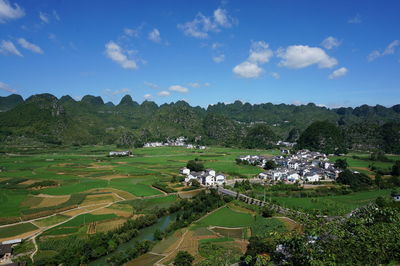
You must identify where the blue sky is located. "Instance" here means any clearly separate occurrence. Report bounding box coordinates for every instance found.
[0,0,399,108]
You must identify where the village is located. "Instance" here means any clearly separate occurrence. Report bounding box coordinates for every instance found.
[143,136,206,150]
[237,149,342,183]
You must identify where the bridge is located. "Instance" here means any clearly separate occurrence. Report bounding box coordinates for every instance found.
[216,187,292,215]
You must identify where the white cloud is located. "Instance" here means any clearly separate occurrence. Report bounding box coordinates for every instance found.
[18,38,43,54]
[0,0,24,23]
[232,41,272,78]
[248,41,273,64]
[211,42,222,50]
[144,94,152,100]
[188,82,201,88]
[53,10,60,21]
[157,90,170,97]
[148,28,161,43]
[0,81,16,93]
[178,8,235,38]
[277,45,338,69]
[233,61,263,78]
[328,67,348,79]
[0,40,22,56]
[204,82,210,87]
[39,11,49,23]
[348,13,362,24]
[321,36,341,50]
[212,54,225,63]
[213,8,231,27]
[105,41,137,70]
[367,40,400,62]
[144,81,159,90]
[270,72,280,79]
[169,85,189,93]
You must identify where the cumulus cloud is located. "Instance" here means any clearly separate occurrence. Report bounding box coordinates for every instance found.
[0,0,24,23]
[328,67,348,79]
[321,36,341,50]
[248,41,273,64]
[233,61,263,78]
[178,8,235,38]
[124,27,141,38]
[213,54,225,63]
[105,41,137,70]
[277,45,338,69]
[204,82,210,87]
[270,72,280,79]
[39,11,49,23]
[18,38,43,54]
[148,28,161,43]
[169,85,189,93]
[0,81,16,93]
[348,13,362,24]
[233,41,273,78]
[144,94,152,100]
[0,40,22,56]
[368,40,400,62]
[157,90,170,97]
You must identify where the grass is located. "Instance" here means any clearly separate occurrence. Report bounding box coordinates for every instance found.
[0,222,38,238]
[271,189,393,215]
[34,214,70,227]
[251,217,287,237]
[199,237,234,244]
[197,206,255,227]
[42,213,118,236]
[122,195,178,213]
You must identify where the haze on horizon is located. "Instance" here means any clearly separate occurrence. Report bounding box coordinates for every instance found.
[0,0,399,108]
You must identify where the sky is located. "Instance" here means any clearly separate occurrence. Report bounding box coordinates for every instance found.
[0,0,399,108]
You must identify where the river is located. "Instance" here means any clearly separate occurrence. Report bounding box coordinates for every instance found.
[89,213,177,265]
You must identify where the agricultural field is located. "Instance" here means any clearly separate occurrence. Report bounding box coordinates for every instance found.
[271,189,393,215]
[0,145,272,224]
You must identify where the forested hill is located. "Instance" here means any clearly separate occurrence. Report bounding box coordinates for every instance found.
[0,93,399,153]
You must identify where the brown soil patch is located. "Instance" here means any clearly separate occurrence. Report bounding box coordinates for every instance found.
[126,253,164,266]
[115,161,128,164]
[36,195,70,208]
[0,229,40,242]
[87,163,114,170]
[19,179,37,185]
[80,194,118,206]
[97,174,130,180]
[20,195,43,208]
[87,222,97,234]
[84,188,136,200]
[96,218,127,232]
[91,207,132,218]
[276,217,303,233]
[158,230,202,265]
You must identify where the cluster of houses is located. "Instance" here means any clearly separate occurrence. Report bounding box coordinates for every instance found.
[144,136,206,149]
[238,149,341,183]
[180,167,226,187]
[0,239,25,266]
[108,151,132,157]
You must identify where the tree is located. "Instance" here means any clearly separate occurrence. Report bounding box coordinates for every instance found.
[297,121,347,154]
[186,160,205,172]
[174,251,194,266]
[392,161,400,176]
[189,179,201,188]
[264,160,277,170]
[334,159,348,169]
[261,206,274,217]
[336,169,372,190]
[374,173,383,189]
[242,124,277,149]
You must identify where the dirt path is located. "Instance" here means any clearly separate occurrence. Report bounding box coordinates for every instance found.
[154,229,189,266]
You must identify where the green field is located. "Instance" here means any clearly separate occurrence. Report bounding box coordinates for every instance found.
[0,222,38,238]
[197,206,255,227]
[43,213,118,236]
[271,189,392,215]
